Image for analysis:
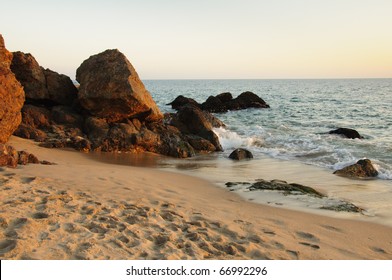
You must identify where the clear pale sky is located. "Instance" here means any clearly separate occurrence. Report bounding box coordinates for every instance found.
[1,0,392,79]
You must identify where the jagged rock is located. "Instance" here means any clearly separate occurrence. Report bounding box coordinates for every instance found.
[229,148,253,160]
[333,159,378,178]
[171,105,222,152]
[13,124,48,142]
[10,51,47,101]
[0,35,25,143]
[166,95,200,110]
[216,92,233,103]
[43,68,78,106]
[230,91,270,110]
[76,49,163,122]
[84,117,110,147]
[11,51,77,105]
[19,105,51,129]
[169,91,270,113]
[329,128,362,139]
[17,151,39,165]
[201,96,227,113]
[0,144,19,168]
[51,106,83,127]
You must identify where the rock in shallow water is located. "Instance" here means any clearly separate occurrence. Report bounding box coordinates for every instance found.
[229,148,253,160]
[333,159,378,178]
[329,128,362,139]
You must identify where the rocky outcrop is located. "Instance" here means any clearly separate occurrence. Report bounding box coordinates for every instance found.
[168,91,270,113]
[11,51,77,106]
[329,128,362,139]
[333,159,378,178]
[229,148,253,160]
[11,48,224,158]
[76,49,163,122]
[0,35,25,143]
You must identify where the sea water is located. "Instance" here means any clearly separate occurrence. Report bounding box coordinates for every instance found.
[92,79,392,226]
[145,79,392,180]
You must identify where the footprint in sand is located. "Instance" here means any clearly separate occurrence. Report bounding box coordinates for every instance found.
[296,231,320,249]
[10,218,28,229]
[299,242,320,249]
[371,247,387,254]
[0,239,17,255]
[21,177,36,184]
[296,231,320,242]
[321,224,343,233]
[262,229,276,236]
[32,212,49,219]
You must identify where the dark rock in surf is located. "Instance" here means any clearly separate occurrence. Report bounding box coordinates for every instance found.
[227,91,270,111]
[333,159,378,178]
[169,91,270,113]
[248,179,325,198]
[329,128,362,139]
[229,148,254,160]
[170,105,223,152]
[166,95,200,110]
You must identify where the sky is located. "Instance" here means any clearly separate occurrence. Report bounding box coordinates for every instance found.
[1,0,392,79]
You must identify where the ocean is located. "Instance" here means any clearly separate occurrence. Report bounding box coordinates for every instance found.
[92,79,392,226]
[146,79,392,179]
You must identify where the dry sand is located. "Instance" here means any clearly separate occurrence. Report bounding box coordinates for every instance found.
[1,136,391,259]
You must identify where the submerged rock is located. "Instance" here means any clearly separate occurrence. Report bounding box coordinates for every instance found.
[76,49,163,122]
[229,148,253,160]
[333,159,378,178]
[0,34,25,143]
[248,179,325,198]
[329,128,362,139]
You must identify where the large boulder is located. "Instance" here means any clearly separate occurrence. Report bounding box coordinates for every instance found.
[0,35,25,143]
[172,105,223,152]
[76,49,163,122]
[11,51,77,105]
[10,51,47,100]
[333,159,379,178]
[329,128,362,139]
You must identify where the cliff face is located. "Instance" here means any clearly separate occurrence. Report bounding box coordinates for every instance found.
[0,34,25,143]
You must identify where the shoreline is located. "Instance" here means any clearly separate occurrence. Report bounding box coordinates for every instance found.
[1,137,392,259]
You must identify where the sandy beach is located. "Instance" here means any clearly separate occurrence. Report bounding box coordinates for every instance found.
[0,136,391,260]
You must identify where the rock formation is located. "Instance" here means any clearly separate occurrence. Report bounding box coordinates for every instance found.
[76,49,163,122]
[11,51,77,106]
[229,148,253,160]
[333,159,378,178]
[168,91,270,113]
[0,34,25,143]
[12,48,223,158]
[329,128,363,139]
